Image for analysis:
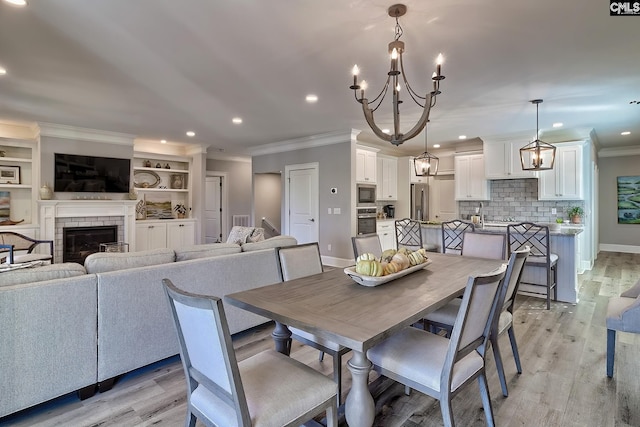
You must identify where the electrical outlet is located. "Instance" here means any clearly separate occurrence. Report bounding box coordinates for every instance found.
[328,244,332,251]
[551,208,557,215]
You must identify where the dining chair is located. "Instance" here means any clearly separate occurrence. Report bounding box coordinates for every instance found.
[606,279,640,378]
[424,248,530,397]
[276,242,349,403]
[461,232,506,260]
[395,218,437,252]
[441,220,475,255]
[162,279,338,427]
[351,233,383,259]
[367,265,507,427]
[0,232,54,264]
[507,222,557,310]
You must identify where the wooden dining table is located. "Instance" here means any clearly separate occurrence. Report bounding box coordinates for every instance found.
[225,252,505,427]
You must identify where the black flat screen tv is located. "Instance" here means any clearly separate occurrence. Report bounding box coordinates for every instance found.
[54,153,131,193]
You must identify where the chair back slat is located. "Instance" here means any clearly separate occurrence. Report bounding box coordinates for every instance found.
[352,233,383,259]
[461,232,505,260]
[276,242,323,281]
[507,222,550,258]
[395,218,423,251]
[501,248,530,311]
[441,220,475,254]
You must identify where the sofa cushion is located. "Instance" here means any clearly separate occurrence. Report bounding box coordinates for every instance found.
[84,248,175,274]
[0,262,86,287]
[241,235,297,252]
[174,243,241,262]
[227,226,256,244]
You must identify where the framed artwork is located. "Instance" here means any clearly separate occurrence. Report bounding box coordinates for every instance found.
[0,191,10,221]
[617,176,640,224]
[144,194,173,219]
[0,165,20,184]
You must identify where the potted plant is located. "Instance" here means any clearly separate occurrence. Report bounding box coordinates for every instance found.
[567,206,584,224]
[173,203,187,219]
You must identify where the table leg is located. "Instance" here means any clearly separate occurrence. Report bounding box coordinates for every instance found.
[345,350,375,427]
[272,321,292,356]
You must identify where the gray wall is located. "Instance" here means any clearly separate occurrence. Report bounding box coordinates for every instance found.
[599,155,640,246]
[206,158,252,229]
[254,173,281,236]
[252,141,352,259]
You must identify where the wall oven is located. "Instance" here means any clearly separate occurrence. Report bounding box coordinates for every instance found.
[357,207,377,235]
[357,183,377,206]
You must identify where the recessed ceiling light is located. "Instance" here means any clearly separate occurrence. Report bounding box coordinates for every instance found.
[621,131,631,136]
[458,135,467,140]
[433,144,441,148]
[305,94,318,103]
[553,122,563,128]
[232,117,243,124]
[186,131,195,137]
[382,129,390,134]
[160,139,167,144]
[4,0,27,6]
[0,67,6,75]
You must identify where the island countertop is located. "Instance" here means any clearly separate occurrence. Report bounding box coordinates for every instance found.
[418,221,583,236]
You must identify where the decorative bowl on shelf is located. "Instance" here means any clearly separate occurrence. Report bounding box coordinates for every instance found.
[133,170,160,188]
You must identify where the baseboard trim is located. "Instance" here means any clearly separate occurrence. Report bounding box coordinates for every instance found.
[321,255,353,268]
[599,244,640,254]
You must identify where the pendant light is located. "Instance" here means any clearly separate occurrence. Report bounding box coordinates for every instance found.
[520,99,556,171]
[413,124,439,176]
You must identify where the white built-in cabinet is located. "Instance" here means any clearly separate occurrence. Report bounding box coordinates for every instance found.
[136,219,195,251]
[484,141,537,179]
[376,155,398,201]
[377,220,396,251]
[454,153,490,200]
[0,138,39,228]
[538,142,584,200]
[355,147,377,183]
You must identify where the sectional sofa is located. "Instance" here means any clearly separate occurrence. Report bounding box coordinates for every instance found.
[0,235,297,418]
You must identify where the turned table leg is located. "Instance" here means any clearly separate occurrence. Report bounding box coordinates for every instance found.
[272,321,292,356]
[345,350,375,427]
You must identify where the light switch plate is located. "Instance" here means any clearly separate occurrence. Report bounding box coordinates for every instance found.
[334,208,341,214]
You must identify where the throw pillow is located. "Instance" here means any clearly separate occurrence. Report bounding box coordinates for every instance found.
[226,226,255,244]
[248,227,265,242]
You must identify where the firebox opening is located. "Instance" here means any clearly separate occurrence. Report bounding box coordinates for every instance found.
[63,225,117,264]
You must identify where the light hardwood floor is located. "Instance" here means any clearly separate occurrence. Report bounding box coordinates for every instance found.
[2,251,639,427]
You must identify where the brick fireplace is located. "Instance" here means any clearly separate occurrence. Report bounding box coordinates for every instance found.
[38,200,137,263]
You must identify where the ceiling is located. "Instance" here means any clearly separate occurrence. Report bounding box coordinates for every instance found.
[0,0,639,158]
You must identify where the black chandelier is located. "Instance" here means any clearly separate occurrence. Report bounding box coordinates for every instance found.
[349,4,444,146]
[520,99,556,171]
[413,124,439,176]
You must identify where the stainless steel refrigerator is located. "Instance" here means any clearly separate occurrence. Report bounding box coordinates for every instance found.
[410,183,429,221]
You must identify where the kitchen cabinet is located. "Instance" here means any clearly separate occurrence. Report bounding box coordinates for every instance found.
[356,147,377,183]
[409,157,429,183]
[484,141,537,179]
[377,220,396,251]
[376,155,398,201]
[538,143,583,200]
[454,154,490,201]
[135,219,195,251]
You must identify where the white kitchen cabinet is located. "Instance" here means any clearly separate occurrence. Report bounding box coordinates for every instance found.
[356,147,377,183]
[484,141,537,179]
[376,155,398,201]
[538,143,583,200]
[409,157,429,183]
[135,219,196,251]
[454,154,490,201]
[376,220,396,251]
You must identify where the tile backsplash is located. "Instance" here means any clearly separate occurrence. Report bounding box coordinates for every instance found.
[458,178,585,223]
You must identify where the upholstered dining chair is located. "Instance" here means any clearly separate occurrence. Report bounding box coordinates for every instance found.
[441,220,475,255]
[0,232,53,264]
[352,233,383,259]
[367,265,507,427]
[162,279,338,427]
[606,279,640,378]
[276,242,349,403]
[395,218,437,252]
[461,232,506,260]
[507,222,557,310]
[424,248,530,397]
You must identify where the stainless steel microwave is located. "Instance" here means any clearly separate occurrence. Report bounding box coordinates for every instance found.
[357,183,377,206]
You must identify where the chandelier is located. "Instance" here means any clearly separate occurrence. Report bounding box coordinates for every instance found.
[413,124,439,176]
[519,99,556,171]
[349,4,444,146]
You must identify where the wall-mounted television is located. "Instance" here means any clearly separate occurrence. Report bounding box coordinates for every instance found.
[54,153,131,193]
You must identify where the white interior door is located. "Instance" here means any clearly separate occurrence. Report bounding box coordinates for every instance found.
[205,176,222,243]
[286,164,319,244]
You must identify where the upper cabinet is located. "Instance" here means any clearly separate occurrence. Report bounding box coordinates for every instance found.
[409,157,428,183]
[355,147,377,183]
[376,155,398,201]
[538,142,584,200]
[0,138,39,226]
[454,153,490,201]
[484,141,537,179]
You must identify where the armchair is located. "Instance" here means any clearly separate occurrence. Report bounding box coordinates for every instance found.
[606,279,640,377]
[0,232,53,264]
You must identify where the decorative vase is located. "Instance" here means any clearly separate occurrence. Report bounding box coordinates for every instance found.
[128,188,138,200]
[571,215,582,224]
[39,183,53,200]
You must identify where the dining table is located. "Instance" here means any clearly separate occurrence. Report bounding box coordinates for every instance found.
[225,251,505,427]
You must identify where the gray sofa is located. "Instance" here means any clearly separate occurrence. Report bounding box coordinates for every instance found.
[0,235,297,418]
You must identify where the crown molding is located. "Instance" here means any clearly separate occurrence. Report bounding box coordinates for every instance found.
[0,119,40,140]
[249,129,360,156]
[38,122,135,145]
[598,145,640,158]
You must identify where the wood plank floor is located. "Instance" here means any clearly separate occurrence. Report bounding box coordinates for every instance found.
[2,251,639,427]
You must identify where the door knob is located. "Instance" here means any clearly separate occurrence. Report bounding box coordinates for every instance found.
[309,218,315,222]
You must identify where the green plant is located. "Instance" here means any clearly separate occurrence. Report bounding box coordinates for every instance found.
[556,218,564,224]
[173,203,187,215]
[567,206,584,217]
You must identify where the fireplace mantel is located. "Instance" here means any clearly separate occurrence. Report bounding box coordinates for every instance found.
[39,200,138,254]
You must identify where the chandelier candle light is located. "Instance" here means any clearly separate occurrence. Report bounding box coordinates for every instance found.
[520,99,556,171]
[349,4,445,146]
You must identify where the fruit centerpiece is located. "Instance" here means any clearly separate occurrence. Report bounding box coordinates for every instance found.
[354,247,429,278]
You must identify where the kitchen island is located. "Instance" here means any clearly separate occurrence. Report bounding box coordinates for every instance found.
[420,222,583,304]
